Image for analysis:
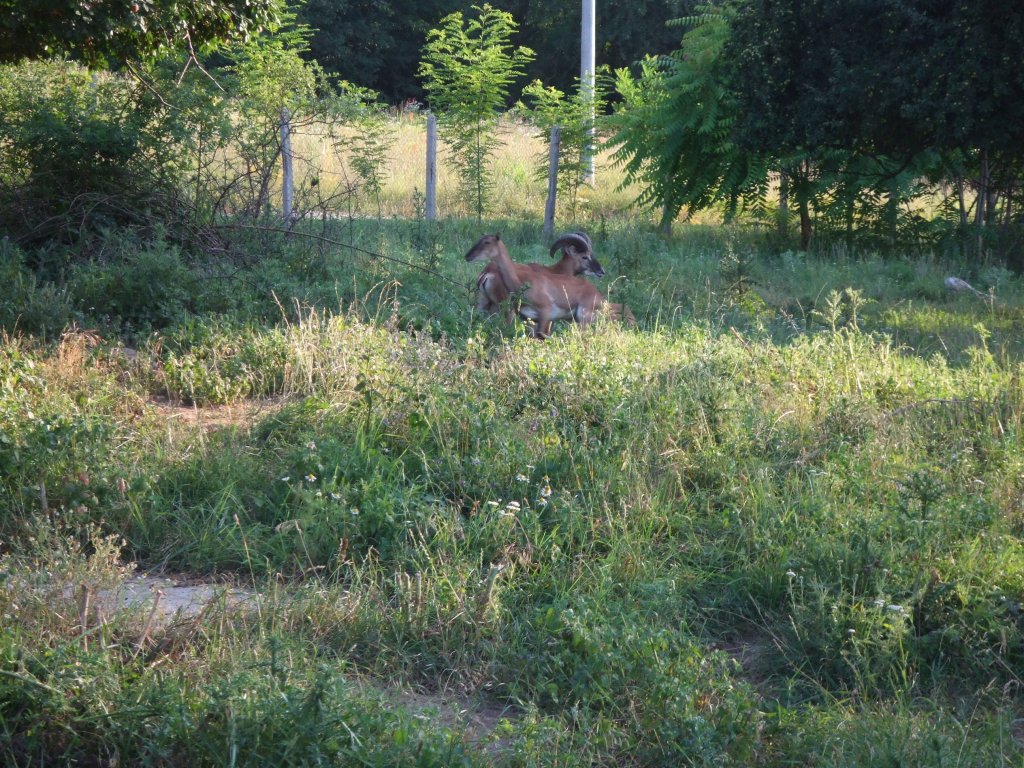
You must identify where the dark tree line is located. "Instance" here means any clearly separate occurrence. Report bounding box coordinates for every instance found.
[297,0,696,103]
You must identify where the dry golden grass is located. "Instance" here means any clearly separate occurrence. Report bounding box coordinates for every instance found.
[289,115,645,220]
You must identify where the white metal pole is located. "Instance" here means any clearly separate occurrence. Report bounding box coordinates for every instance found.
[581,0,596,184]
[425,113,438,221]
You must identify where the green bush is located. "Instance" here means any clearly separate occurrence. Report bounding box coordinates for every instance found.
[0,240,74,337]
[0,61,176,247]
[69,240,200,333]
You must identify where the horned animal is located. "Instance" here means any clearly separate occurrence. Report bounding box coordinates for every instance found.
[475,232,603,321]
[465,233,634,338]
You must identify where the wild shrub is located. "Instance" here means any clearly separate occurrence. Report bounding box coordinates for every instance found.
[0,240,74,337]
[69,239,199,334]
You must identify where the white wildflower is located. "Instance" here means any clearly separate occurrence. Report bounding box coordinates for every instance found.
[539,477,552,499]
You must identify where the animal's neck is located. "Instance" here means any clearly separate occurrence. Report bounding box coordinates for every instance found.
[552,255,575,275]
[491,242,523,292]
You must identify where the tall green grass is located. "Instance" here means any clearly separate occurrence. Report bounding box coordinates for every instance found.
[1,221,1023,764]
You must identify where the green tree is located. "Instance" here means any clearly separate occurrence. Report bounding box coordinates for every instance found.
[296,1,697,104]
[0,0,280,65]
[332,84,396,219]
[418,4,534,219]
[607,9,769,235]
[521,75,608,223]
[0,7,328,247]
[299,0,455,103]
[224,9,327,222]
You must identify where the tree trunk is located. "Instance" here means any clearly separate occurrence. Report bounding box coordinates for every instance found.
[659,202,677,237]
[799,195,812,251]
[955,175,968,226]
[778,171,789,237]
[975,151,989,257]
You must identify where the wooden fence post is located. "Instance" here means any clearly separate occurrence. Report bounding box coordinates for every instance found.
[425,113,438,221]
[543,125,561,240]
[280,106,294,224]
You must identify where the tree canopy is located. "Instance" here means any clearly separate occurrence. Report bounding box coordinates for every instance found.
[297,0,696,103]
[727,0,1024,159]
[0,0,280,65]
[607,0,1024,258]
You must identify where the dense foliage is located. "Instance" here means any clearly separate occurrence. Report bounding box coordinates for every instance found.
[608,10,766,233]
[297,0,696,103]
[0,0,280,65]
[728,0,1024,160]
[606,1,1024,261]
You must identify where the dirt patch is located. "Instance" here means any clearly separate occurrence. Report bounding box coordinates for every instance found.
[150,396,284,432]
[94,572,518,748]
[714,633,779,692]
[380,686,518,753]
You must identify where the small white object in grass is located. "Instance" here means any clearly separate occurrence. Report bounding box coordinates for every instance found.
[945,276,986,297]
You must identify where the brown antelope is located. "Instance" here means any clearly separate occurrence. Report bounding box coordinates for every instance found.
[465,233,635,338]
[475,231,604,321]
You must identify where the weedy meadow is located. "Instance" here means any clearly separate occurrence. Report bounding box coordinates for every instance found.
[1,220,1023,765]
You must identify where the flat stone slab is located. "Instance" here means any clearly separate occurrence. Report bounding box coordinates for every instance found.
[97,574,255,621]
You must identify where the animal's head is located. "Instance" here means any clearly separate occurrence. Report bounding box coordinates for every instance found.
[550,231,605,278]
[465,233,504,263]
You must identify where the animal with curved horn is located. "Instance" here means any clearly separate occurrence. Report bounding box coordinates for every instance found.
[465,233,634,338]
[474,232,604,321]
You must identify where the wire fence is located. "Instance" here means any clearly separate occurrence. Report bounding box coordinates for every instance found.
[283,111,638,225]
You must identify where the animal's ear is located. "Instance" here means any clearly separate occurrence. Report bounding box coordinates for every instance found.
[495,233,501,241]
